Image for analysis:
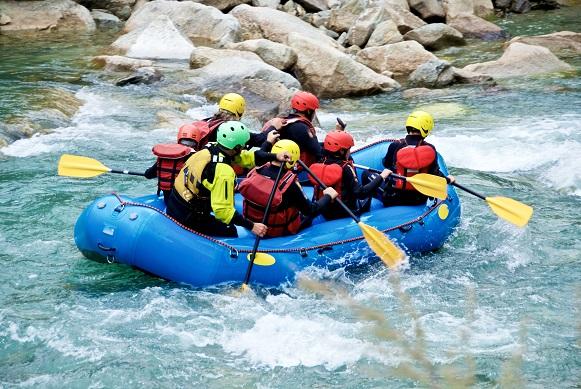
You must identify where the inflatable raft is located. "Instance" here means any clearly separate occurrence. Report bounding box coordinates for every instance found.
[74,140,461,287]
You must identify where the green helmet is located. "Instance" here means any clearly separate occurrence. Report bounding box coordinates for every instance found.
[216,121,250,150]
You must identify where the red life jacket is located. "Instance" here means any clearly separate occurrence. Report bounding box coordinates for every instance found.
[308,159,354,200]
[394,140,436,190]
[152,143,192,195]
[238,165,300,237]
[262,115,318,167]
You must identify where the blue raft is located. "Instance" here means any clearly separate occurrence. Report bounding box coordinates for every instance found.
[74,140,461,287]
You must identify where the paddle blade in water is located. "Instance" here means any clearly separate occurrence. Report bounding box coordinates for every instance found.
[358,222,405,268]
[485,196,533,227]
[406,173,448,200]
[58,154,110,178]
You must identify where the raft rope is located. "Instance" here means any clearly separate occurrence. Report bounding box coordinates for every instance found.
[110,140,446,257]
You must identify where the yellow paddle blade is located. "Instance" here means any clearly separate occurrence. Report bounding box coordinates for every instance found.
[485,196,533,227]
[358,222,405,269]
[406,173,448,200]
[58,154,110,178]
[246,252,276,266]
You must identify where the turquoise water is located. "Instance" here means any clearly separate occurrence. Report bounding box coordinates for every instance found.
[1,9,580,387]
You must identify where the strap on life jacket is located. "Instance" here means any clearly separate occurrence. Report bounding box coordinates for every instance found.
[152,143,192,195]
[394,140,436,190]
[308,159,353,200]
[239,164,300,237]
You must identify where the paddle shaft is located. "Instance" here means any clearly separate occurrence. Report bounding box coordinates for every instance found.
[242,163,286,286]
[109,169,146,177]
[353,163,408,182]
[451,182,485,200]
[297,160,360,223]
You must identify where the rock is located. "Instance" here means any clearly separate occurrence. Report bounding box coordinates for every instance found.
[281,0,307,17]
[295,0,331,12]
[443,0,475,18]
[408,59,494,87]
[189,46,261,69]
[91,9,123,30]
[230,4,340,49]
[78,0,136,20]
[196,0,251,12]
[320,26,339,39]
[356,40,437,77]
[309,10,331,28]
[463,42,574,78]
[125,0,240,47]
[511,0,531,12]
[530,0,560,10]
[451,66,495,84]
[381,6,426,34]
[345,45,362,55]
[366,19,403,47]
[0,0,95,33]
[473,0,494,17]
[113,15,194,60]
[286,32,400,97]
[0,14,12,25]
[402,87,452,99]
[226,39,297,70]
[327,0,367,33]
[92,55,154,71]
[447,12,506,40]
[403,23,465,51]
[346,7,384,48]
[409,0,446,22]
[116,67,163,86]
[251,0,281,7]
[508,31,581,56]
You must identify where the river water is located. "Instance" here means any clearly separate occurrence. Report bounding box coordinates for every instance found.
[0,9,579,388]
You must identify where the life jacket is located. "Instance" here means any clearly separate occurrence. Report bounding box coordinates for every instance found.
[173,148,220,203]
[262,115,318,167]
[394,139,436,190]
[238,165,300,237]
[152,143,192,195]
[205,117,225,139]
[308,158,354,201]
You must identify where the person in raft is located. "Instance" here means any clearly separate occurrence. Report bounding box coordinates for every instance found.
[145,121,210,205]
[166,121,289,237]
[308,130,391,220]
[238,139,338,238]
[363,110,455,206]
[202,93,246,142]
[258,91,322,167]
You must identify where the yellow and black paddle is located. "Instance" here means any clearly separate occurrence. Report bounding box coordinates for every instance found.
[298,160,405,269]
[354,163,448,200]
[241,163,286,291]
[58,154,145,178]
[452,182,533,227]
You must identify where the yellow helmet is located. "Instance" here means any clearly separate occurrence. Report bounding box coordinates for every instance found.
[271,139,300,169]
[405,110,434,138]
[218,93,245,118]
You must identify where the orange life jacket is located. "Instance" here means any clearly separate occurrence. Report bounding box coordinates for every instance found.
[394,140,436,190]
[238,165,300,237]
[152,143,192,195]
[308,159,354,201]
[262,115,318,167]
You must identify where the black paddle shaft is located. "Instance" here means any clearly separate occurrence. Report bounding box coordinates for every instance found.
[297,160,360,223]
[242,163,286,286]
[110,169,146,177]
[353,164,408,182]
[452,182,486,200]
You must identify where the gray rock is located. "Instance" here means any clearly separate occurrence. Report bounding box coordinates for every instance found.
[78,0,136,20]
[403,23,465,51]
[447,12,506,40]
[189,47,262,69]
[366,20,403,47]
[227,39,297,70]
[356,40,437,77]
[91,9,122,30]
[92,55,154,71]
[409,0,445,22]
[408,59,455,87]
[508,31,581,57]
[116,67,163,86]
[251,0,281,7]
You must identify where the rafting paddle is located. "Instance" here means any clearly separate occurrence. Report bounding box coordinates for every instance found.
[241,162,286,291]
[58,154,145,178]
[297,160,405,268]
[452,182,533,227]
[354,164,448,200]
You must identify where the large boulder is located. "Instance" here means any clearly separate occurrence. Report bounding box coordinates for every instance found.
[508,31,581,57]
[189,47,261,69]
[403,23,465,51]
[91,9,123,30]
[346,7,385,47]
[125,0,240,47]
[230,4,340,49]
[92,55,154,71]
[408,59,494,87]
[196,0,251,11]
[447,12,506,40]
[443,0,474,18]
[0,0,95,33]
[409,0,446,22]
[366,19,403,47]
[78,0,136,20]
[326,0,367,33]
[112,15,194,59]
[381,6,426,34]
[226,39,297,70]
[287,32,400,97]
[463,42,574,78]
[356,40,437,77]
[473,0,494,17]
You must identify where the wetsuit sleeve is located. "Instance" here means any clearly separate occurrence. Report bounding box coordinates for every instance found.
[144,161,158,179]
[235,150,257,169]
[295,123,322,160]
[204,163,237,224]
[382,142,398,170]
[347,166,384,199]
[248,132,267,147]
[231,211,254,230]
[287,182,331,216]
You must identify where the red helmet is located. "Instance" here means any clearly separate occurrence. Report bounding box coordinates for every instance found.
[177,121,210,145]
[291,91,319,112]
[324,130,354,152]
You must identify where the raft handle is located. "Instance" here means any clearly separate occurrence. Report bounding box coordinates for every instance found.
[398,225,413,233]
[299,248,308,258]
[229,247,239,259]
[317,246,333,255]
[97,243,116,263]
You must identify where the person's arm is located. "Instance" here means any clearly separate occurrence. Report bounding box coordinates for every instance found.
[204,163,238,225]
[288,182,332,216]
[382,142,398,170]
[248,131,267,148]
[295,123,322,160]
[144,161,158,179]
[349,167,387,199]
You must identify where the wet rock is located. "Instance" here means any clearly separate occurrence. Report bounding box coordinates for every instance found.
[0,0,95,33]
[510,0,531,12]
[408,59,494,87]
[92,55,154,72]
[409,0,446,22]
[508,31,581,57]
[78,0,136,20]
[366,20,403,47]
[115,67,163,86]
[226,39,297,70]
[463,42,574,78]
[196,0,251,12]
[346,7,385,48]
[91,9,123,30]
[113,15,194,59]
[451,66,495,84]
[447,12,506,40]
[403,23,465,51]
[251,0,281,8]
[189,47,261,69]
[356,40,437,77]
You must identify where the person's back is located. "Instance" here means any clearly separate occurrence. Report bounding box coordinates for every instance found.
[239,140,338,237]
